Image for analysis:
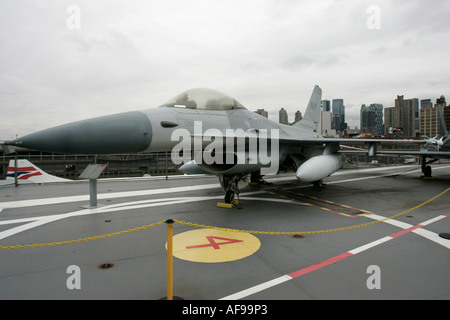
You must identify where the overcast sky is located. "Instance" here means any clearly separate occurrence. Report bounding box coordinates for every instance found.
[1,0,450,139]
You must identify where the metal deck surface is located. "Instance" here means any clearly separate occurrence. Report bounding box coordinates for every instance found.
[1,164,450,300]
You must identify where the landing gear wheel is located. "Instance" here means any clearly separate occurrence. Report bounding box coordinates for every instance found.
[421,156,437,178]
[224,190,235,204]
[250,171,261,183]
[313,180,326,190]
[423,165,432,178]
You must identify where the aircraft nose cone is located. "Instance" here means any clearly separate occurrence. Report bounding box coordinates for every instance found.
[10,111,152,154]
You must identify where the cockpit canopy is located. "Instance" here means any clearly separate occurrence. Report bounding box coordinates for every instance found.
[160,88,246,110]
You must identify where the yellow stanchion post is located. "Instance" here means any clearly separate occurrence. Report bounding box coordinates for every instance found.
[166,219,174,300]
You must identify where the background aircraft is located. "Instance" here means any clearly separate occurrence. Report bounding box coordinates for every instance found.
[0,159,69,186]
[377,105,450,178]
[2,86,423,203]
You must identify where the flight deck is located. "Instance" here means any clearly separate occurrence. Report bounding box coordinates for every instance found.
[1,164,450,300]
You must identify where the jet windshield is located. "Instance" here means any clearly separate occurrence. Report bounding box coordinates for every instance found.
[160,88,246,110]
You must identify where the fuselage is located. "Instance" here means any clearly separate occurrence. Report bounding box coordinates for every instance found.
[142,106,320,153]
[8,88,321,158]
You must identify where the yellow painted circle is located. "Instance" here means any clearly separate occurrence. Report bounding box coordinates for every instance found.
[167,229,261,263]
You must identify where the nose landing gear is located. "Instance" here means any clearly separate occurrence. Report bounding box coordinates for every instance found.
[219,174,247,205]
[224,189,236,204]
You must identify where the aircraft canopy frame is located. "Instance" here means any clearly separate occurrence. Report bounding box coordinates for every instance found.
[160,88,246,111]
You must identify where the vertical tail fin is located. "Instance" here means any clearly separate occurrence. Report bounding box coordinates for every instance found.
[437,105,448,137]
[437,105,450,147]
[6,159,69,184]
[294,85,322,131]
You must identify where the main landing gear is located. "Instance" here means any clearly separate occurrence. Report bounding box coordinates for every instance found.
[421,156,438,178]
[312,180,326,190]
[220,172,276,204]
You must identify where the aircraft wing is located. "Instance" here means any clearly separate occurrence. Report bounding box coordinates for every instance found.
[376,150,450,158]
[278,137,424,146]
[195,132,425,147]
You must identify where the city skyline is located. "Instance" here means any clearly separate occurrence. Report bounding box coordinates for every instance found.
[257,92,449,138]
[255,92,448,128]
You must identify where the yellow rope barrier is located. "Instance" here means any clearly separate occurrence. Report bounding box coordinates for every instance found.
[0,220,166,250]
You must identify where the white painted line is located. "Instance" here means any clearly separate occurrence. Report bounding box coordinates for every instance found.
[219,275,292,300]
[0,216,40,226]
[367,214,413,229]
[366,213,450,250]
[0,183,221,209]
[0,216,63,241]
[419,215,447,226]
[412,228,450,249]
[0,195,89,210]
[348,236,393,255]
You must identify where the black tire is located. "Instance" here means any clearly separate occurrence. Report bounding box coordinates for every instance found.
[424,165,432,177]
[224,190,235,204]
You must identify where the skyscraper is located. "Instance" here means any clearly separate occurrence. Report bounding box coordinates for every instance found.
[421,99,433,109]
[420,105,439,137]
[384,95,419,137]
[419,96,448,137]
[279,108,288,124]
[332,99,347,132]
[384,107,395,134]
[434,95,449,135]
[294,110,302,123]
[255,108,268,118]
[321,100,331,112]
[436,95,446,107]
[360,104,383,136]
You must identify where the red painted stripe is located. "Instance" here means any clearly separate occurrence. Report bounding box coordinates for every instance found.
[288,252,354,278]
[18,172,43,180]
[8,166,37,172]
[390,225,423,238]
[286,212,450,282]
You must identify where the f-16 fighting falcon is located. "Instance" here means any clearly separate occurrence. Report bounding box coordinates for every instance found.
[3,86,427,204]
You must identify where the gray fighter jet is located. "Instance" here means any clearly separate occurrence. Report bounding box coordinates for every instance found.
[3,86,423,203]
